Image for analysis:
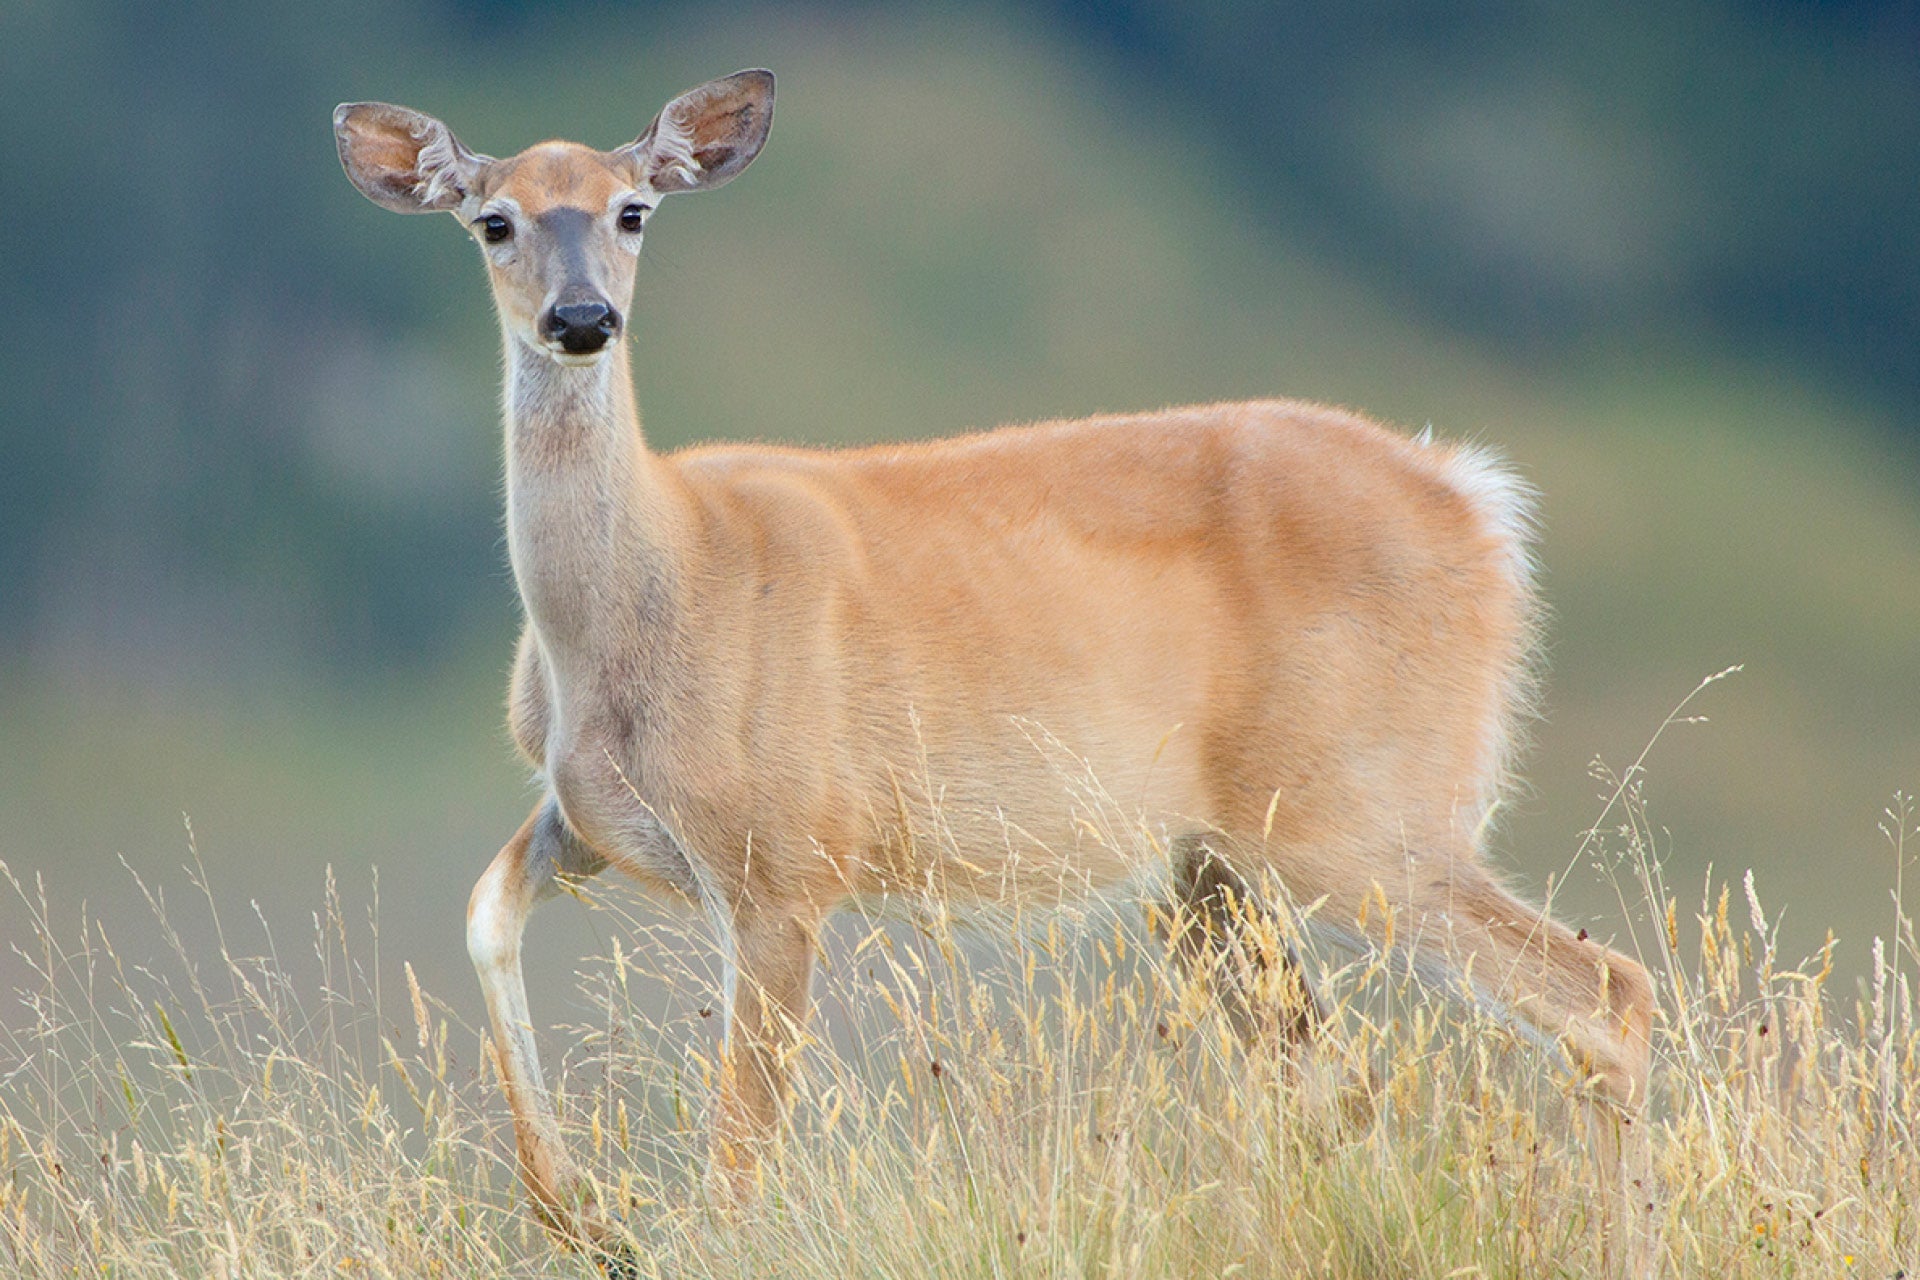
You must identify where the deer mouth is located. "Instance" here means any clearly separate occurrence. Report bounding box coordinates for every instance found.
[545,346,612,367]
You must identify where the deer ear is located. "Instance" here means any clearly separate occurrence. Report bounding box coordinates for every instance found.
[334,102,492,214]
[622,69,773,196]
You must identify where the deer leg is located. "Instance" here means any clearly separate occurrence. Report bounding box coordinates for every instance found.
[467,799,619,1258]
[708,903,818,1193]
[1402,861,1653,1115]
[1402,860,1654,1271]
[1163,835,1378,1125]
[1169,834,1325,1045]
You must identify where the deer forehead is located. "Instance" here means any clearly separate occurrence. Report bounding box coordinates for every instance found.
[481,142,637,215]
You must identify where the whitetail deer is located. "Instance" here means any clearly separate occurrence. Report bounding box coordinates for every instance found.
[336,69,1653,1269]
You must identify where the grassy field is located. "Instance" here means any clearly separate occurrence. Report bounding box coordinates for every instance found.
[2,8,1918,1276]
[1,726,1914,1278]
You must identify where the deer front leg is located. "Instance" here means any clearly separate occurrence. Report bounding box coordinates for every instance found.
[467,799,618,1257]
[709,904,818,1192]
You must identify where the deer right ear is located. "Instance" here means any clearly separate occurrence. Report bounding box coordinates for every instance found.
[334,103,492,214]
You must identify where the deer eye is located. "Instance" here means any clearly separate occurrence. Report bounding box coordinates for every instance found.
[479,214,513,244]
[618,204,648,233]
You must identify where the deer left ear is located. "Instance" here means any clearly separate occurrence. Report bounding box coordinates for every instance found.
[334,102,492,214]
[623,69,774,196]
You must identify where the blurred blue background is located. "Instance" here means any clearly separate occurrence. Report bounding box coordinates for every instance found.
[1,0,1916,1014]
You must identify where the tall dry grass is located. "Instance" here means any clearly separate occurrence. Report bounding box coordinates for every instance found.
[1,710,1914,1277]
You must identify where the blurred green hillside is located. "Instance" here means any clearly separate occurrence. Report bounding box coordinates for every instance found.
[0,2,1915,1013]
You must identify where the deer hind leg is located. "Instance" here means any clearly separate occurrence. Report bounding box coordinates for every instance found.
[1403,858,1655,1271]
[1163,834,1378,1125]
[466,799,626,1265]
[1166,834,1325,1046]
[1403,858,1654,1129]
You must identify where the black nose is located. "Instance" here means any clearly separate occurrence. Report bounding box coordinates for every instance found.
[541,299,621,354]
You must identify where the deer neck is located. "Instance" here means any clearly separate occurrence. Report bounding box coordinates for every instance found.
[503,338,684,674]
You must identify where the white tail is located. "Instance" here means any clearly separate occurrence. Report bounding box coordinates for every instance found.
[335,70,1652,1265]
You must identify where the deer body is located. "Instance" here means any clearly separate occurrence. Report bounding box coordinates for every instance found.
[337,71,1652,1267]
[509,381,1524,910]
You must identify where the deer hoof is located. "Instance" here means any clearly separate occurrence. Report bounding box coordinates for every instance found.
[597,1241,642,1280]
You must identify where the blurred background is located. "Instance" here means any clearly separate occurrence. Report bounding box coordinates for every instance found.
[1,0,1916,1022]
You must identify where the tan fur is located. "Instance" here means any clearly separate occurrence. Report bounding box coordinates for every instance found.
[336,71,1653,1261]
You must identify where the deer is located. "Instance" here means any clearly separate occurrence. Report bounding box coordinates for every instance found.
[334,69,1654,1271]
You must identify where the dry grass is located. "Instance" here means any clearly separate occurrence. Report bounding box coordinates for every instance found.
[1,737,1915,1277]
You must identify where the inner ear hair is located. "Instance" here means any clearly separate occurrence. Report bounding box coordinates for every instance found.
[629,69,773,195]
[335,102,490,214]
